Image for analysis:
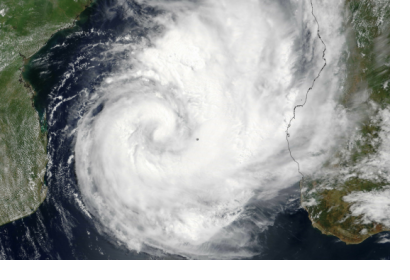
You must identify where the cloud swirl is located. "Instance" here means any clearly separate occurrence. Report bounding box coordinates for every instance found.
[74,0,347,258]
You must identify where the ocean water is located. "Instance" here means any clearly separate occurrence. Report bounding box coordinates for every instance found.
[0,0,390,260]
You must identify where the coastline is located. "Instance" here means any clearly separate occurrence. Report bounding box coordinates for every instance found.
[0,0,95,228]
[299,0,390,245]
[22,0,94,119]
[300,180,390,245]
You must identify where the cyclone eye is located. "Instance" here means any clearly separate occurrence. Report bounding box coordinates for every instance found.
[72,0,346,258]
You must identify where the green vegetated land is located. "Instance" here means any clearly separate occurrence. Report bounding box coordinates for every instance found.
[0,0,92,226]
[301,0,390,244]
[0,0,390,244]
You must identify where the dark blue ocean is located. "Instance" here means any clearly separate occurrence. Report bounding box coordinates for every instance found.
[0,0,390,260]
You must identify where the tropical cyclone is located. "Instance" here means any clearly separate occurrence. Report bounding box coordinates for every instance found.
[0,0,389,256]
[0,0,92,226]
[74,0,351,257]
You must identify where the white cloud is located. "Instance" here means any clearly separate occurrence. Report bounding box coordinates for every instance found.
[376,233,390,244]
[343,187,390,227]
[73,0,349,258]
[345,105,390,183]
[302,198,318,207]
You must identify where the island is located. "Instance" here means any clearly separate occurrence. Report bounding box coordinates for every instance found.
[301,0,390,244]
[0,0,390,246]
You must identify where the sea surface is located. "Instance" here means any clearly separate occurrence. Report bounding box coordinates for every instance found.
[0,0,390,260]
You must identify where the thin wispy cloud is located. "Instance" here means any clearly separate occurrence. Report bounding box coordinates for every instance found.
[73,0,357,258]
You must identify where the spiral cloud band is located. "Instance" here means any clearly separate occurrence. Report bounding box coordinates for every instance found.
[75,0,347,257]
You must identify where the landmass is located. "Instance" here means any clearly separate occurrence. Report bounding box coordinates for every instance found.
[301,0,390,244]
[0,0,390,244]
[0,0,92,226]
